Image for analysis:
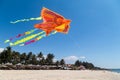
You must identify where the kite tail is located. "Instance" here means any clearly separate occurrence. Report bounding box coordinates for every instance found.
[19,34,46,46]
[4,29,38,43]
[19,31,57,46]
[9,31,45,46]
[10,17,42,24]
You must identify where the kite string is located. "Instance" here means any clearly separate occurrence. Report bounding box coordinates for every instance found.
[10,17,42,24]
[68,34,81,49]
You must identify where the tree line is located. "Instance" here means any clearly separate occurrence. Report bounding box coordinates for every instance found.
[0,47,65,66]
[0,47,102,70]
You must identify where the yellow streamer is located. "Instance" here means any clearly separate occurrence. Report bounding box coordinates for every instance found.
[19,31,57,46]
[10,31,44,46]
[4,29,38,43]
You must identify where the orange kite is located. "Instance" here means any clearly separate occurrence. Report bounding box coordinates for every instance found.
[34,8,71,36]
[5,7,71,46]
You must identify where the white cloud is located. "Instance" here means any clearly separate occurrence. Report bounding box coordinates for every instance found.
[64,56,79,64]
[80,56,86,59]
[64,56,86,64]
[0,48,4,53]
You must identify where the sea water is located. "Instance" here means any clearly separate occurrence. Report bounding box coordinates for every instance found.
[110,69,120,73]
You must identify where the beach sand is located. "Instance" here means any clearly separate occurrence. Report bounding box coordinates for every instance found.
[0,70,120,80]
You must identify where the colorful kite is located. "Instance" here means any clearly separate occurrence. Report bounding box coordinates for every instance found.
[5,7,71,46]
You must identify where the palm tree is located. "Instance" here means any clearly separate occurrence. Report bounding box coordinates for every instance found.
[37,52,43,65]
[31,54,37,65]
[0,47,13,64]
[46,53,54,65]
[12,51,20,65]
[40,57,45,65]
[0,50,8,64]
[38,52,43,59]
[26,52,33,64]
[55,60,60,67]
[38,52,43,60]
[60,59,65,66]
[75,60,80,67]
[20,53,27,64]
[6,46,12,63]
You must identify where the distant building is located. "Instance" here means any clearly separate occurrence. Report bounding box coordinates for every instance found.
[78,65,86,70]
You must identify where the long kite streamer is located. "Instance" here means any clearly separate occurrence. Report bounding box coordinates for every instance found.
[19,31,57,46]
[10,17,42,24]
[5,7,71,47]
[10,31,45,46]
[4,29,38,43]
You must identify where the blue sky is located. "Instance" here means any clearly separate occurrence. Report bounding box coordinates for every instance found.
[0,0,120,68]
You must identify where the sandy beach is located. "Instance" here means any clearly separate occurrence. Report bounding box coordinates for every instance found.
[0,70,120,80]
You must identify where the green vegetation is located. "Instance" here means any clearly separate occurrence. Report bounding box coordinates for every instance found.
[0,47,103,70]
[74,60,96,70]
[0,47,55,65]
